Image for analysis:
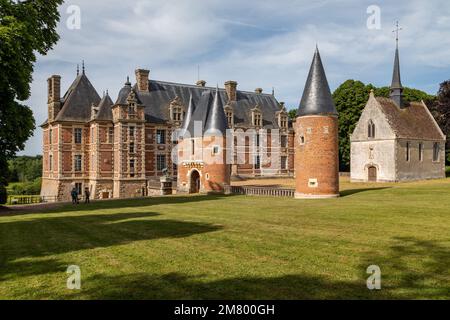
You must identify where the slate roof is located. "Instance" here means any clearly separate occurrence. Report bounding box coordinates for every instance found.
[116,80,286,129]
[54,74,101,122]
[180,94,196,135]
[391,47,403,90]
[297,47,337,117]
[204,88,229,135]
[95,93,113,121]
[376,97,445,140]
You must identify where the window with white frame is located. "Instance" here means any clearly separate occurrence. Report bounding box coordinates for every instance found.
[74,128,82,144]
[157,154,167,171]
[74,155,82,171]
[253,111,262,127]
[156,129,166,144]
[108,127,114,144]
[172,106,183,122]
[279,114,288,129]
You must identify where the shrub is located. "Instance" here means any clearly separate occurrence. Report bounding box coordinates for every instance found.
[7,178,41,196]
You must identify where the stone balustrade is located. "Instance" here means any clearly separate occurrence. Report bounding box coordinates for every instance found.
[226,186,295,198]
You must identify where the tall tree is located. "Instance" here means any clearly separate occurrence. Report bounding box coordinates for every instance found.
[0,0,63,203]
[429,80,450,164]
[288,109,297,120]
[332,80,371,171]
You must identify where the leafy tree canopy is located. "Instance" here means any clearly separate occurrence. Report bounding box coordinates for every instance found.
[0,0,63,194]
[429,80,450,164]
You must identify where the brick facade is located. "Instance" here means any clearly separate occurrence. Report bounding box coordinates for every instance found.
[294,115,339,199]
[41,69,295,201]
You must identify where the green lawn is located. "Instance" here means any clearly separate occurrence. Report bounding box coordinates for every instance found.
[1,178,449,300]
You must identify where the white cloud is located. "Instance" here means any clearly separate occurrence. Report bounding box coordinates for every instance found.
[20,0,450,155]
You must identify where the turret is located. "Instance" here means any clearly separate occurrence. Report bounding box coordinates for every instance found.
[294,47,339,199]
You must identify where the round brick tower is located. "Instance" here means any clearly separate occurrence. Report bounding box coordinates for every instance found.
[295,47,339,199]
[177,88,230,194]
[202,87,230,194]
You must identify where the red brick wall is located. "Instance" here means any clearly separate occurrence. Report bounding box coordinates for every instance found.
[295,115,339,197]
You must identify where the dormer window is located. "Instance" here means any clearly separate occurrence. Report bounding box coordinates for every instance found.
[368,120,375,139]
[279,114,288,129]
[128,104,136,116]
[276,105,288,130]
[252,107,262,127]
[172,106,183,122]
[226,111,233,126]
[224,105,234,127]
[169,96,185,124]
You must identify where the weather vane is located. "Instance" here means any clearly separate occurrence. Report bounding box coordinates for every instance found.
[392,21,402,48]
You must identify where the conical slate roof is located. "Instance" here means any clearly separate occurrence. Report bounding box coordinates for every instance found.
[186,91,213,137]
[55,74,101,122]
[95,92,114,121]
[391,47,403,89]
[297,47,337,117]
[390,46,404,108]
[180,94,196,135]
[204,87,229,135]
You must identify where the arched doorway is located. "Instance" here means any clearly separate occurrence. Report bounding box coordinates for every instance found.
[368,166,377,182]
[190,170,201,194]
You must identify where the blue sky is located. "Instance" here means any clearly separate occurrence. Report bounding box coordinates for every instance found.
[21,0,450,155]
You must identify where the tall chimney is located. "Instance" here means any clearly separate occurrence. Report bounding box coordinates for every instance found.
[48,75,61,103]
[224,81,238,102]
[135,69,150,92]
[47,75,61,122]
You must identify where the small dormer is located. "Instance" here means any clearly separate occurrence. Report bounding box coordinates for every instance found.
[169,96,186,127]
[224,104,234,128]
[127,91,137,117]
[251,104,262,128]
[276,103,289,130]
[90,103,99,121]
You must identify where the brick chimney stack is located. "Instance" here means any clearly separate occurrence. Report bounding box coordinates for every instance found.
[47,75,61,122]
[224,81,238,102]
[135,69,150,92]
[48,75,61,103]
[196,80,206,87]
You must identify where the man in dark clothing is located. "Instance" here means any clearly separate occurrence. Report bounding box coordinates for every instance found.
[71,187,78,205]
[84,188,91,204]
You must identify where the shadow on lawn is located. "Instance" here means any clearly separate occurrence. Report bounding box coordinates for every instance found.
[340,187,391,197]
[0,194,233,217]
[27,237,450,300]
[55,237,450,299]
[0,212,222,280]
